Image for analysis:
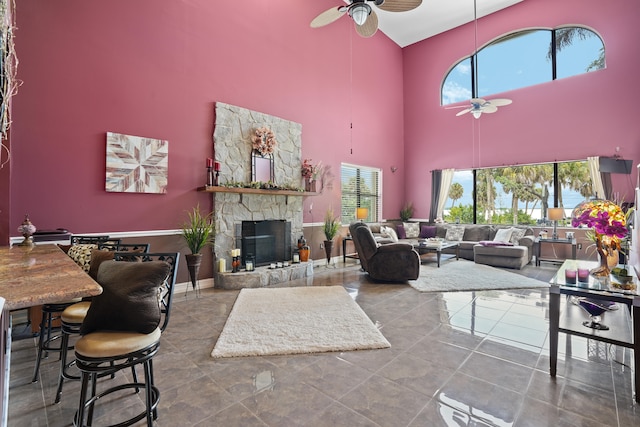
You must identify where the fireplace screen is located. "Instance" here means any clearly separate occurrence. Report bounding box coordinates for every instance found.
[241,220,291,267]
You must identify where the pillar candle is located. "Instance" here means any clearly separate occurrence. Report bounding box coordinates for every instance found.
[218,258,226,273]
[564,269,577,284]
[293,253,300,263]
[206,158,213,168]
[214,161,221,171]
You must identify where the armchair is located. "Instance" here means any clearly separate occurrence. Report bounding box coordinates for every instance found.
[349,222,420,282]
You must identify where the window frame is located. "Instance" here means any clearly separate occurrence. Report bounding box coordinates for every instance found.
[340,163,382,223]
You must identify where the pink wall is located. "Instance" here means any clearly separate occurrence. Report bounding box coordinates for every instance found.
[403,0,640,218]
[7,0,405,235]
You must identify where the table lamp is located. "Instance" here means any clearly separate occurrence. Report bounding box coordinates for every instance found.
[356,207,368,222]
[547,207,564,240]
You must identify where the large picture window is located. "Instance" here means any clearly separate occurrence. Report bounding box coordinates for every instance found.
[445,161,592,226]
[341,163,381,223]
[442,26,605,105]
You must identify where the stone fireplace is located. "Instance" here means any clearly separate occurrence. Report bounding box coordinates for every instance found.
[211,102,311,288]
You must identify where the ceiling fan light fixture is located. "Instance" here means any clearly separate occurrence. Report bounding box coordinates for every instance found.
[349,3,371,26]
[472,110,482,119]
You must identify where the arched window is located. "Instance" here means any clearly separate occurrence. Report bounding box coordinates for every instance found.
[441,26,604,105]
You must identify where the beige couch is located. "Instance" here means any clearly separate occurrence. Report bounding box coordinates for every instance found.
[366,222,535,269]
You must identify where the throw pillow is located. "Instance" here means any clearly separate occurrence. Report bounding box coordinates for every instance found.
[396,224,406,240]
[88,249,115,281]
[403,222,420,238]
[380,225,399,242]
[493,228,513,243]
[67,244,99,272]
[420,225,437,239]
[80,260,171,335]
[509,227,527,245]
[445,225,465,241]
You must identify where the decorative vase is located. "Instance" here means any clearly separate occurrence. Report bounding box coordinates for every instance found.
[299,245,310,262]
[324,240,333,265]
[305,178,316,193]
[591,235,617,277]
[185,253,203,289]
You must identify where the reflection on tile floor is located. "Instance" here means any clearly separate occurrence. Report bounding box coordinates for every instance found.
[8,261,639,426]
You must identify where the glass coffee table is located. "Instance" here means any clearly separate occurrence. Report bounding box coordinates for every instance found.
[414,240,459,267]
[549,259,639,403]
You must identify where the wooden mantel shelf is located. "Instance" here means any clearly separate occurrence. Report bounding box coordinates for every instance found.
[197,186,318,197]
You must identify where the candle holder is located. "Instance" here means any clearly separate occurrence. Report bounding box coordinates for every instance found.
[207,166,214,186]
[214,161,221,186]
[232,256,240,273]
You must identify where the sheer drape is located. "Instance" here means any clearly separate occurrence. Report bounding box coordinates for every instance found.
[436,169,455,219]
[587,156,605,199]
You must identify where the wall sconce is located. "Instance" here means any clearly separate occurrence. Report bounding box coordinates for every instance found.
[547,207,565,240]
[390,166,398,173]
[356,207,368,222]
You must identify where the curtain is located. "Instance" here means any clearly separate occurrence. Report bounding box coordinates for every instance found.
[436,169,455,220]
[587,156,605,199]
[429,170,441,223]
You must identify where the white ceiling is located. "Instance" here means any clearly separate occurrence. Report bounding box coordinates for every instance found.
[364,0,524,47]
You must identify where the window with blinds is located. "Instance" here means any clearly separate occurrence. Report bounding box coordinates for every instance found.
[341,163,382,223]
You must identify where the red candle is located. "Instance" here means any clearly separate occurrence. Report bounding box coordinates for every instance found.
[214,161,221,171]
[206,158,213,168]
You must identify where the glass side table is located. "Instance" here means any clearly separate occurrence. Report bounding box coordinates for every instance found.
[548,259,639,403]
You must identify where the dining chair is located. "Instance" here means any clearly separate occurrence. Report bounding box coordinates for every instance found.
[54,242,150,403]
[31,236,121,384]
[72,252,179,426]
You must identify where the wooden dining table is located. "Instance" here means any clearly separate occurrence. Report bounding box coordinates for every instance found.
[0,243,103,426]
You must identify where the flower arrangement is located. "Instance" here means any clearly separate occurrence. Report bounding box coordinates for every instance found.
[301,158,322,181]
[251,126,277,156]
[571,199,628,276]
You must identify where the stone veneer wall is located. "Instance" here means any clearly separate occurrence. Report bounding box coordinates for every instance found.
[212,102,304,272]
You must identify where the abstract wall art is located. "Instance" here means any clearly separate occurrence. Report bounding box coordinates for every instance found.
[106,132,168,194]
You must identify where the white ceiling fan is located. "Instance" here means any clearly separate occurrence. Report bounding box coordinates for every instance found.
[310,0,422,38]
[452,98,513,119]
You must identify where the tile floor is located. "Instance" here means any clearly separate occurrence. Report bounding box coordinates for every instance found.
[7,259,639,426]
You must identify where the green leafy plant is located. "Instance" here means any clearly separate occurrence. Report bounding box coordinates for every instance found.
[323,208,341,241]
[181,204,215,254]
[400,202,414,222]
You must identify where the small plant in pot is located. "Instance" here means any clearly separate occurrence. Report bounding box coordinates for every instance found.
[400,202,414,222]
[323,208,341,265]
[181,204,215,290]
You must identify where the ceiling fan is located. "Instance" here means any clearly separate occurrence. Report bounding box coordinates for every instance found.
[310,0,422,38]
[451,98,513,119]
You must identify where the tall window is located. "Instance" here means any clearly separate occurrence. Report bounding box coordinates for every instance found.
[442,26,605,105]
[341,163,381,223]
[445,160,592,226]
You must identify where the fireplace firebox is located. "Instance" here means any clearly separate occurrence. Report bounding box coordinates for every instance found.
[240,220,291,267]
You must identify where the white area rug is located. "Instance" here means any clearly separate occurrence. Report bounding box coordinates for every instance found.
[211,286,390,358]
[410,260,548,292]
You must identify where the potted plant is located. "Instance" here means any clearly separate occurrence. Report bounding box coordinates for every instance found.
[400,202,414,222]
[181,204,215,290]
[323,208,341,265]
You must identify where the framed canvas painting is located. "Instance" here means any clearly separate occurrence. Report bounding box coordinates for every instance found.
[105,132,168,194]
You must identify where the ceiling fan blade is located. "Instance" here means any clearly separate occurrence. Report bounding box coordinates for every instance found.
[481,105,499,114]
[377,0,422,13]
[470,98,486,105]
[456,108,472,116]
[310,6,346,28]
[356,9,378,38]
[485,98,513,107]
[444,105,469,110]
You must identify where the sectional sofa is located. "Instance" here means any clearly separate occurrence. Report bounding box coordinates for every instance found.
[365,222,535,269]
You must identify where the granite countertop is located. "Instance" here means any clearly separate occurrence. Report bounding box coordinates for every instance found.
[0,244,103,310]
